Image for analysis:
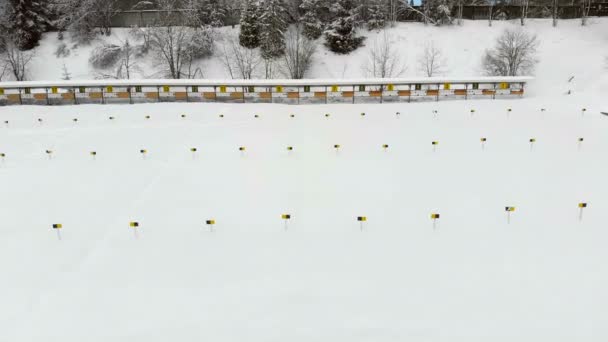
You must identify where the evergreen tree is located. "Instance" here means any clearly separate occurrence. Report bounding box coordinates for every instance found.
[187,0,227,27]
[324,0,363,54]
[424,0,455,26]
[300,0,327,40]
[9,0,50,50]
[259,0,287,60]
[239,0,260,48]
[366,0,386,30]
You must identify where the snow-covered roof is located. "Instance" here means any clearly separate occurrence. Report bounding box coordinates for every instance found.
[0,77,533,89]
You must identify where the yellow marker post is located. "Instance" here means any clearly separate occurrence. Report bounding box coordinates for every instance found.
[357,216,367,231]
[361,112,366,117]
[470,109,475,116]
[325,113,330,118]
[333,144,340,155]
[52,223,63,240]
[431,141,439,153]
[190,147,197,160]
[90,151,97,160]
[290,114,295,118]
[529,138,536,151]
[219,114,224,118]
[505,206,516,224]
[181,114,186,118]
[145,115,151,120]
[140,149,147,160]
[0,152,5,162]
[578,137,584,151]
[239,146,246,157]
[507,108,512,118]
[46,150,53,160]
[281,214,291,230]
[581,108,586,117]
[206,219,216,232]
[480,137,487,150]
[129,221,140,239]
[382,144,389,152]
[430,213,440,230]
[578,203,587,221]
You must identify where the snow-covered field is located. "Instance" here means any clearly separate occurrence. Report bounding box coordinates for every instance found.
[2,16,608,342]
[1,94,607,340]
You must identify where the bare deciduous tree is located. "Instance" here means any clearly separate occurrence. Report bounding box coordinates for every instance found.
[281,25,316,79]
[520,0,529,26]
[143,0,214,79]
[1,38,35,81]
[482,28,539,76]
[219,34,262,79]
[417,40,447,77]
[581,0,592,26]
[92,39,141,79]
[363,31,406,78]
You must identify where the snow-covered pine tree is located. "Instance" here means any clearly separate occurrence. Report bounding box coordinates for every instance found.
[259,0,287,60]
[300,0,327,40]
[239,0,261,48]
[8,0,50,50]
[324,0,364,54]
[366,0,386,31]
[423,0,455,26]
[187,0,227,27]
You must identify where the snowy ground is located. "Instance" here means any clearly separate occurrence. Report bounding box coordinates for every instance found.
[29,18,608,98]
[1,94,608,340]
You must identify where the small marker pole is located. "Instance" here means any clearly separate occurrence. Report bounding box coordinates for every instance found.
[581,108,586,117]
[90,151,97,160]
[578,203,587,222]
[52,224,63,240]
[578,138,583,151]
[130,222,140,239]
[505,207,515,224]
[190,148,197,160]
[529,139,535,152]
[206,220,216,232]
[507,108,512,119]
[481,138,486,151]
[0,153,5,163]
[4,120,8,127]
[282,215,291,231]
[430,214,440,230]
[396,112,400,119]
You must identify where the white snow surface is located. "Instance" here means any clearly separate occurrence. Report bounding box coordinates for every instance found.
[1,93,608,340]
[1,16,608,342]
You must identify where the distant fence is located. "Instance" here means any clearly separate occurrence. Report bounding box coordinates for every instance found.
[110,4,608,27]
[0,77,532,106]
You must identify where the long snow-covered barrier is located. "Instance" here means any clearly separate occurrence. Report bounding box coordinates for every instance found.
[0,77,532,106]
